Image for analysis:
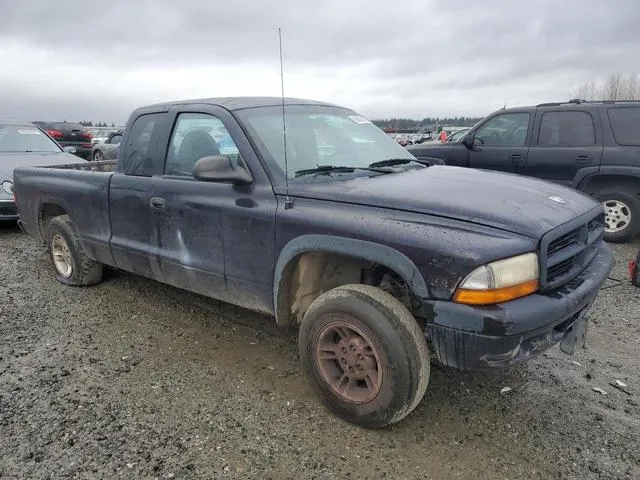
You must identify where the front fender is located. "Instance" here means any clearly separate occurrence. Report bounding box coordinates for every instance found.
[273,234,429,325]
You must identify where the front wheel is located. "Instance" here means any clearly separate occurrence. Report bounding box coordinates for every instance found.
[593,187,639,243]
[299,284,429,429]
[92,150,104,162]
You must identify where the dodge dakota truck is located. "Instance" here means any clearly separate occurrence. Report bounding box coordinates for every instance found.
[14,97,613,428]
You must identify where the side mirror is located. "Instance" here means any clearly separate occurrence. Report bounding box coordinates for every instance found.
[461,132,475,150]
[193,155,252,185]
[63,146,77,154]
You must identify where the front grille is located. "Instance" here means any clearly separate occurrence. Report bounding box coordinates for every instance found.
[539,210,604,291]
[547,257,575,282]
[548,229,579,256]
[0,203,18,216]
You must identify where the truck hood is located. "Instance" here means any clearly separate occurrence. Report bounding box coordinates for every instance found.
[286,166,600,239]
[0,151,82,181]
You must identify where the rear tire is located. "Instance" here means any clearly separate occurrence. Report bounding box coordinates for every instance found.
[92,150,104,162]
[299,284,429,429]
[592,187,639,243]
[47,215,103,286]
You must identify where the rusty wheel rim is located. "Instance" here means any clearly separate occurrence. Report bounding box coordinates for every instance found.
[315,319,382,404]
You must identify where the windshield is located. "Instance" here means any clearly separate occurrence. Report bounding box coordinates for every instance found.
[447,129,468,142]
[235,105,416,181]
[0,125,62,153]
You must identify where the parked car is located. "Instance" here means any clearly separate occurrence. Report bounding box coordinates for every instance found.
[407,99,640,242]
[0,121,85,220]
[89,129,112,145]
[91,130,122,161]
[14,97,612,428]
[32,121,94,159]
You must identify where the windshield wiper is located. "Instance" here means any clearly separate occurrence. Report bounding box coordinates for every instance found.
[368,158,431,168]
[294,165,393,177]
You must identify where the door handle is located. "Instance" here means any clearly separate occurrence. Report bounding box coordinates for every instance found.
[149,197,166,211]
[576,154,593,164]
[510,154,524,163]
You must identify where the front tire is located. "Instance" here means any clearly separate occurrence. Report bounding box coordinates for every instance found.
[299,284,429,429]
[592,187,639,243]
[92,150,104,162]
[47,215,103,286]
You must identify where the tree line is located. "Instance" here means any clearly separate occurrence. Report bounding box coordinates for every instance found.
[78,121,117,127]
[371,116,483,130]
[573,73,640,101]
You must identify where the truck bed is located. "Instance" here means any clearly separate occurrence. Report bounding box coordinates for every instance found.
[40,160,117,172]
[13,163,115,264]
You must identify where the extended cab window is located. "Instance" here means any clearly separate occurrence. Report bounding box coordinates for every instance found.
[538,111,595,146]
[475,113,530,146]
[121,113,163,176]
[165,113,240,177]
[608,107,640,146]
[110,134,122,145]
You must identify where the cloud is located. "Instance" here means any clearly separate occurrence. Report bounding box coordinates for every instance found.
[0,0,638,123]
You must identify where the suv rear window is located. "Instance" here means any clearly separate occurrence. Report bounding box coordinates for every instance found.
[53,123,85,132]
[538,111,595,146]
[608,107,640,146]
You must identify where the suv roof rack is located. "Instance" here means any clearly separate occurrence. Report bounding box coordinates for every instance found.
[537,99,640,107]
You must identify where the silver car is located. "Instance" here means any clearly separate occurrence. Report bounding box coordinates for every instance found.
[1,120,85,221]
[90,130,122,161]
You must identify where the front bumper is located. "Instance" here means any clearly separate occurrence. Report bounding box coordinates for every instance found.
[424,242,613,370]
[0,200,18,221]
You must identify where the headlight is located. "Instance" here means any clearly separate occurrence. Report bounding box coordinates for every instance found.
[1,180,14,195]
[453,252,539,305]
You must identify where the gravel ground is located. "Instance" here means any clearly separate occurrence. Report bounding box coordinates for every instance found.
[1,222,639,480]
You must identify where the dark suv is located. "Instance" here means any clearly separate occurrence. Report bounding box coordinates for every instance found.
[33,121,94,159]
[407,100,640,242]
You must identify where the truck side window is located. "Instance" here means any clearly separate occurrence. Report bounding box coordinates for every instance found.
[607,107,640,146]
[121,113,163,176]
[537,111,596,147]
[475,113,530,146]
[165,113,240,177]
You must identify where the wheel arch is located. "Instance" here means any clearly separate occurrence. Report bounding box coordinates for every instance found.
[38,201,70,243]
[577,170,640,194]
[273,235,429,327]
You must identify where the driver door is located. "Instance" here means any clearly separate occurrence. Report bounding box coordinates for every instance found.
[466,112,532,174]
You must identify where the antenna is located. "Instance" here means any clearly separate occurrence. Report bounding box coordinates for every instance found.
[278,27,293,209]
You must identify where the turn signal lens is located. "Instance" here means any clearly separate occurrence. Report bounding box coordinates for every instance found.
[453,279,539,305]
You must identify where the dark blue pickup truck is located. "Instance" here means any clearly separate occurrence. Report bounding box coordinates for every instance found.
[14,97,613,428]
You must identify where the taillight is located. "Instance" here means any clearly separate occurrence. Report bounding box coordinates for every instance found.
[47,129,63,139]
[81,132,93,140]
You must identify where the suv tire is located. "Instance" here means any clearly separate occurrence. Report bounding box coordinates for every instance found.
[592,187,639,243]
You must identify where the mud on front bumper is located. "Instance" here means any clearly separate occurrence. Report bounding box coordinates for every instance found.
[423,242,613,371]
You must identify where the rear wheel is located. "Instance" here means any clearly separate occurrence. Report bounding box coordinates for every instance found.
[592,187,639,243]
[47,215,103,286]
[92,150,104,162]
[299,284,429,429]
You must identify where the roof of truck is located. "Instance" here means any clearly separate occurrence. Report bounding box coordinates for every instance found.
[145,97,340,111]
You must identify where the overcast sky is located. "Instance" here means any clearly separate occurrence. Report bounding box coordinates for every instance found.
[1,0,638,123]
